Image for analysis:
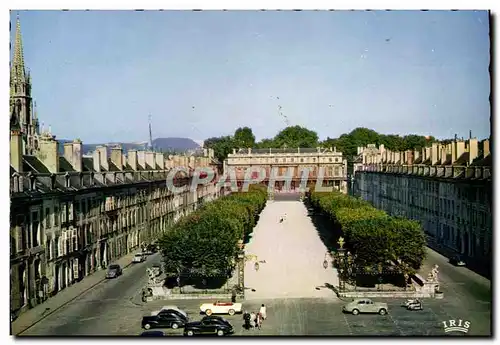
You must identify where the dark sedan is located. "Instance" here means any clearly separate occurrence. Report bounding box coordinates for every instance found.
[183,316,234,337]
[105,264,122,279]
[142,309,189,330]
[140,330,165,336]
[450,255,466,266]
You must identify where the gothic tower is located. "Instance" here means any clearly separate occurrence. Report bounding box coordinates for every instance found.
[10,14,38,155]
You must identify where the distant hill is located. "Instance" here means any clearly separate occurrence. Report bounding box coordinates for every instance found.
[57,137,201,155]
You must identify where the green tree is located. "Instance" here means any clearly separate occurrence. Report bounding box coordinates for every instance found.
[159,185,268,278]
[204,135,234,162]
[233,127,256,148]
[273,126,319,148]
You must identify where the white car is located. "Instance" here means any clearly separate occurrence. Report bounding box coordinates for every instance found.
[200,301,243,316]
[132,253,146,263]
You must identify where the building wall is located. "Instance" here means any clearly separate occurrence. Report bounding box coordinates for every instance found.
[354,172,492,267]
[10,180,218,313]
[225,148,348,193]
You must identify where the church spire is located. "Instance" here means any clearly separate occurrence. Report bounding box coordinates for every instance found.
[11,13,26,84]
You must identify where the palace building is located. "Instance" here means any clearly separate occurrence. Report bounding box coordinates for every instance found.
[224,147,348,193]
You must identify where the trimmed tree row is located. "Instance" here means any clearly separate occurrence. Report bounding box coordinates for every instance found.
[309,191,426,273]
[159,185,268,278]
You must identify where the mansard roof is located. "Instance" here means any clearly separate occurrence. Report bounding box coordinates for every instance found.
[58,157,75,172]
[23,156,50,173]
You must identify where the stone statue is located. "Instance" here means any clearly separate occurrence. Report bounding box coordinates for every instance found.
[431,264,439,281]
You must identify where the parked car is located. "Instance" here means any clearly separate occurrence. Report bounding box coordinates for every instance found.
[152,306,188,319]
[342,298,388,315]
[450,255,466,266]
[142,308,189,330]
[105,264,122,279]
[139,330,165,336]
[132,253,146,263]
[407,300,423,311]
[183,316,234,336]
[200,301,243,316]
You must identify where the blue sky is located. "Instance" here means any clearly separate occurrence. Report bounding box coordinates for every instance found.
[11,10,490,144]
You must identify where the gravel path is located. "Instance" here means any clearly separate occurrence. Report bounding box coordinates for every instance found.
[244,200,339,300]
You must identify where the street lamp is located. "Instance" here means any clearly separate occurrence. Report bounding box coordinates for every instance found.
[337,237,346,291]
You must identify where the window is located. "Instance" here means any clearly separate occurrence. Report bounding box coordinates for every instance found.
[47,239,52,260]
[16,215,26,253]
[31,211,40,247]
[300,158,304,163]
[291,158,294,163]
[62,203,67,223]
[45,208,51,228]
[54,206,59,226]
[329,158,332,162]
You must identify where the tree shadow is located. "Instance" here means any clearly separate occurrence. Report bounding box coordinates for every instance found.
[304,198,342,253]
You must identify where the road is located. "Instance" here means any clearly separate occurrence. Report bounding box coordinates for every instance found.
[19,253,162,336]
[418,247,491,335]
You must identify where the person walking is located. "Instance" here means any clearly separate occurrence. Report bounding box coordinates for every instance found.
[259,304,267,320]
[256,312,263,330]
[250,312,256,328]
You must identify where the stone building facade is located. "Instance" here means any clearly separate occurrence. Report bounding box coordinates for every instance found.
[9,16,220,314]
[224,147,348,193]
[353,139,492,272]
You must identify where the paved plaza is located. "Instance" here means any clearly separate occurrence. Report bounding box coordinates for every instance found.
[244,199,339,300]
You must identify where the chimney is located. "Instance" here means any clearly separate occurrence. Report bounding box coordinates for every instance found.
[414,149,420,162]
[232,148,236,154]
[63,140,83,172]
[209,148,214,159]
[110,146,123,170]
[155,152,164,170]
[137,150,146,169]
[72,139,83,172]
[10,129,23,172]
[441,145,447,165]
[128,149,137,171]
[483,139,490,158]
[248,148,252,155]
[468,138,478,165]
[451,142,457,164]
[455,141,465,164]
[96,146,108,171]
[203,148,208,157]
[93,150,101,172]
[431,143,439,165]
[379,144,385,154]
[425,147,431,163]
[146,151,156,169]
[37,133,59,173]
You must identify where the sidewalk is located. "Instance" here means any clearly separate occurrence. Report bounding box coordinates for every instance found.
[12,251,137,335]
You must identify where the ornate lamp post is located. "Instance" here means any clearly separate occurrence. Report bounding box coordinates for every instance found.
[337,237,347,292]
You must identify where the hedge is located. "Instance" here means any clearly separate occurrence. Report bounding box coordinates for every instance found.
[159,185,268,277]
[310,191,426,272]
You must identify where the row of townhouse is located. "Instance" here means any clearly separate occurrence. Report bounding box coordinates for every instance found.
[353,138,492,275]
[10,130,221,314]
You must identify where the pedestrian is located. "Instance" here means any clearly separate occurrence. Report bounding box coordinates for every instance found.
[259,304,267,320]
[256,312,263,329]
[243,311,251,330]
[231,289,237,303]
[250,312,256,328]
